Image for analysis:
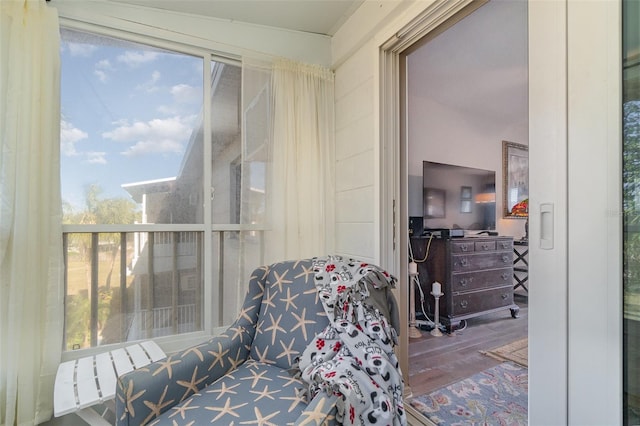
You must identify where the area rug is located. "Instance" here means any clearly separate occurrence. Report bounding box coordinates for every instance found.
[409,362,528,425]
[481,338,528,367]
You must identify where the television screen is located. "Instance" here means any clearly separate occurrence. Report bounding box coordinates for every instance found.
[422,161,496,231]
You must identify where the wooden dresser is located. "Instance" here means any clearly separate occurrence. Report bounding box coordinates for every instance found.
[410,235,519,331]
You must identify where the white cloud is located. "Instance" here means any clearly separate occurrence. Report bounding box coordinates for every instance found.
[121,139,184,157]
[86,152,107,164]
[96,59,113,70]
[111,118,130,127]
[136,70,161,93]
[60,120,88,156]
[94,69,108,83]
[171,84,200,104]
[102,115,196,157]
[66,43,98,57]
[157,105,178,115]
[94,59,114,83]
[117,51,160,67]
[61,121,108,164]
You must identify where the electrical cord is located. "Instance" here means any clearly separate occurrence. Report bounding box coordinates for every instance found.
[410,233,434,263]
[408,233,451,334]
[408,234,436,327]
[411,273,433,325]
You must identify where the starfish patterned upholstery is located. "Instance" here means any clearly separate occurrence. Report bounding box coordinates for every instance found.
[115,259,340,425]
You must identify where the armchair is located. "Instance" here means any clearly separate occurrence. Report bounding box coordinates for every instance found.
[115,257,402,425]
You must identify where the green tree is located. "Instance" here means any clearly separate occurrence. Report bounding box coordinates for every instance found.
[65,184,139,288]
[63,184,140,347]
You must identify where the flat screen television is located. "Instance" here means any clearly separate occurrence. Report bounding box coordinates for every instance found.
[422,161,496,231]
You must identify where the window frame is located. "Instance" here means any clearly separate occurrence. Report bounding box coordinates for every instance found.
[59,21,243,360]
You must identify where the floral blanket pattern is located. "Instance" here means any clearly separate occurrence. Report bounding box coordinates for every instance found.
[409,362,528,426]
[294,255,406,426]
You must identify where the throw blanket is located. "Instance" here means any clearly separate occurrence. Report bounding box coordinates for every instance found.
[294,255,406,425]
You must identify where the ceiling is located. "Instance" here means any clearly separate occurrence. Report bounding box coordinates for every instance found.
[407,0,527,126]
[105,0,526,126]
[108,0,364,36]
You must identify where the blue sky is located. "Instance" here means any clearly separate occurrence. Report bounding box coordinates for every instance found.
[60,32,203,210]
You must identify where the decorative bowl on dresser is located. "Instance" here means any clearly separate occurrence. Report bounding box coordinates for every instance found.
[410,235,519,331]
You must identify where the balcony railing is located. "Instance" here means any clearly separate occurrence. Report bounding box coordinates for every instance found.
[130,304,198,339]
[62,228,263,351]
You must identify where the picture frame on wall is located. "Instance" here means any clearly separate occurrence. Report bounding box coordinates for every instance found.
[502,140,529,218]
[424,187,446,218]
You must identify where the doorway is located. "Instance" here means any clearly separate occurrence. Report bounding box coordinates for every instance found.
[399,1,529,420]
[381,1,540,422]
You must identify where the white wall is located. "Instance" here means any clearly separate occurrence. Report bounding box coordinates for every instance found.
[406,93,527,237]
[333,40,379,263]
[331,0,416,264]
[406,0,528,238]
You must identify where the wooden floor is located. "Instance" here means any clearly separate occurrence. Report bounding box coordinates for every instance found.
[407,292,528,398]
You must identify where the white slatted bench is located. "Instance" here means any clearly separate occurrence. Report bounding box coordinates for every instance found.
[54,341,166,425]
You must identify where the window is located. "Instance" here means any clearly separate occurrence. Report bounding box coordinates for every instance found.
[60,28,266,352]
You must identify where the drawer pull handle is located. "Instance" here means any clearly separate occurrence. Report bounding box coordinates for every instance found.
[502,255,510,263]
[501,273,510,281]
[481,243,489,250]
[461,245,469,252]
[501,293,508,300]
[459,278,471,287]
[460,258,469,267]
[460,300,468,308]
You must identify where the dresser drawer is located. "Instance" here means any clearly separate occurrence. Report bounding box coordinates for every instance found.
[474,240,496,252]
[450,241,475,253]
[449,285,514,317]
[451,252,512,272]
[496,239,513,251]
[451,238,513,254]
[450,268,512,292]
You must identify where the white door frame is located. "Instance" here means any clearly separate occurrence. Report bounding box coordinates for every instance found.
[378,0,483,397]
[566,1,622,424]
[527,1,569,424]
[378,0,625,423]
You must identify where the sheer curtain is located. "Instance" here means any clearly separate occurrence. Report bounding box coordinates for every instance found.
[265,59,335,263]
[237,58,273,305]
[0,1,64,424]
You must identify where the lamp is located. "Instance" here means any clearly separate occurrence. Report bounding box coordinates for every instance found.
[510,198,529,217]
[511,198,529,240]
[430,282,443,337]
[475,192,496,204]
